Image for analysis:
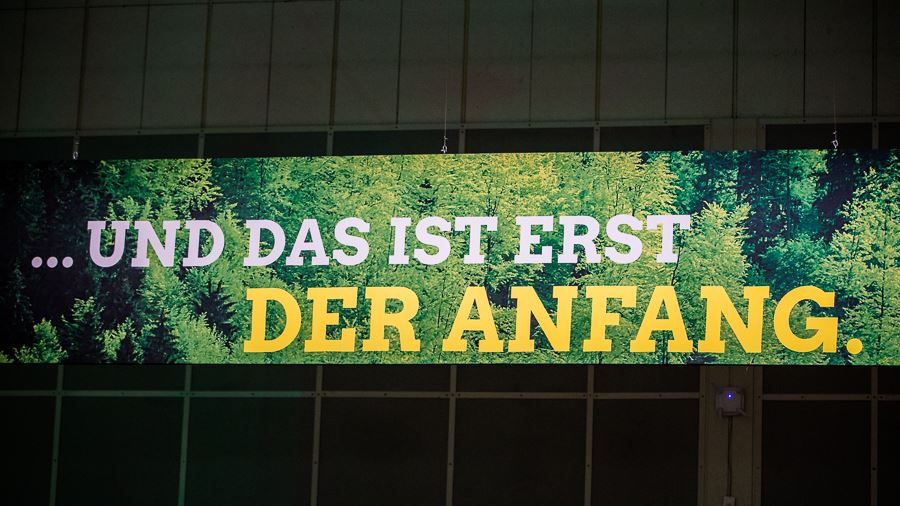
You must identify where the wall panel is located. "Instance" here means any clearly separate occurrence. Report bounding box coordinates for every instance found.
[465,0,532,123]
[57,397,183,505]
[141,4,206,129]
[593,400,699,506]
[17,8,84,131]
[804,0,872,117]
[396,0,464,125]
[598,0,666,120]
[186,398,314,506]
[27,0,83,7]
[79,6,146,130]
[667,0,733,118]
[531,0,596,122]
[1,0,891,133]
[318,398,447,505]
[0,397,54,504]
[205,2,271,128]
[762,401,870,504]
[267,0,334,127]
[0,10,25,131]
[454,399,585,505]
[333,0,402,125]
[87,0,147,7]
[736,0,803,117]
[877,0,900,116]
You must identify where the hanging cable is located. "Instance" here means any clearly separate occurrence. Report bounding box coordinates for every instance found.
[440,0,450,154]
[831,81,839,149]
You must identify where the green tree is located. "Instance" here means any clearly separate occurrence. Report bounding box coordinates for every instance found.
[16,320,66,363]
[822,172,899,364]
[760,235,826,299]
[673,203,751,364]
[0,265,33,351]
[738,151,823,262]
[59,298,104,363]
[101,319,141,363]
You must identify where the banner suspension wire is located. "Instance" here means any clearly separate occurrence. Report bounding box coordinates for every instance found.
[440,0,450,154]
[831,81,839,149]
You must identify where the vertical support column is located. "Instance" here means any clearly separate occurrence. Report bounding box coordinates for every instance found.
[709,119,736,151]
[197,133,205,158]
[310,365,323,506]
[14,7,28,133]
[393,0,405,127]
[137,2,151,133]
[700,365,758,506]
[48,365,64,506]
[733,119,759,150]
[697,366,707,506]
[701,365,727,506]
[593,0,603,123]
[584,365,594,506]
[870,367,878,506]
[199,1,213,134]
[459,0,470,127]
[176,365,192,506]
[751,366,763,506]
[74,5,89,138]
[327,0,342,136]
[445,365,458,506]
[263,0,276,130]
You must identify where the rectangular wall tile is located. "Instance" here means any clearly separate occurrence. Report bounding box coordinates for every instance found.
[267,0,334,127]
[0,10,25,131]
[465,0,532,123]
[205,2,271,128]
[80,6,147,130]
[531,0,596,122]
[736,0,803,117]
[18,8,84,131]
[142,4,206,129]
[396,0,464,125]
[598,0,666,120]
[877,0,900,116]
[667,0,733,118]
[805,0,873,117]
[334,0,402,125]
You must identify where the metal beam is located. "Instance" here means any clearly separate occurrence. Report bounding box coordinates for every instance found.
[762,393,872,401]
[309,365,323,506]
[47,365,63,506]
[445,365,457,506]
[871,367,878,506]
[584,365,595,506]
[176,365,192,506]
[752,366,763,506]
[697,365,707,506]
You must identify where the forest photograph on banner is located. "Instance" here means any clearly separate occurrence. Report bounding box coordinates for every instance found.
[0,150,896,366]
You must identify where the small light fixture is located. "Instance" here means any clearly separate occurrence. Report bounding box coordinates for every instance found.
[716,387,745,417]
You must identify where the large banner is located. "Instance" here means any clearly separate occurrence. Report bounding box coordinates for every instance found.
[0,151,896,365]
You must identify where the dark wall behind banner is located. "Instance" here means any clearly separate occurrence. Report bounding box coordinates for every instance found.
[3,364,899,505]
[0,0,898,133]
